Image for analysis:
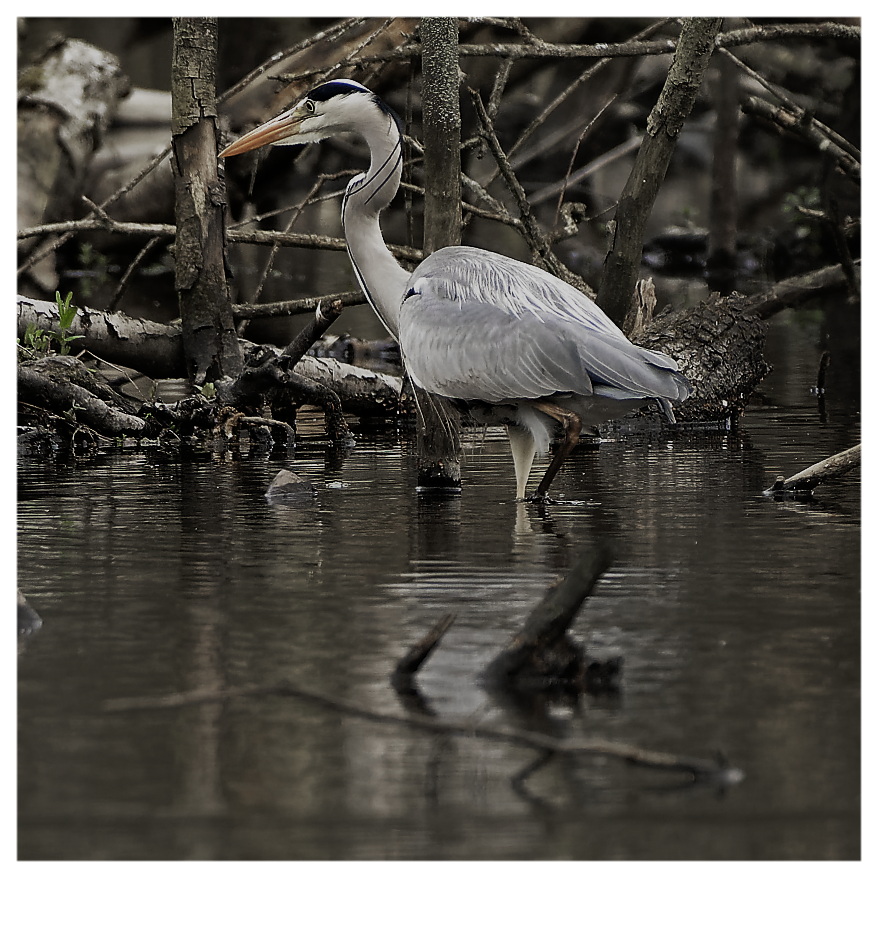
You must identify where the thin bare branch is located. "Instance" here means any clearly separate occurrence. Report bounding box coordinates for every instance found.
[218,18,365,102]
[742,96,860,183]
[19,218,424,264]
[232,291,364,320]
[108,235,164,311]
[718,46,861,161]
[316,21,858,68]
[469,87,592,295]
[716,21,859,48]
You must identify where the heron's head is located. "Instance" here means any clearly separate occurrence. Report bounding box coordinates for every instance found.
[219,79,395,158]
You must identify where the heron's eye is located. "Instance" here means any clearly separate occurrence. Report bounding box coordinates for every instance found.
[305,99,316,114]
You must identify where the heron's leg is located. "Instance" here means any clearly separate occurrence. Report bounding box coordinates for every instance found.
[530,402,582,500]
[506,425,538,500]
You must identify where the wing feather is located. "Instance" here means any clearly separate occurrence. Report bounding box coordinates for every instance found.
[399,251,689,406]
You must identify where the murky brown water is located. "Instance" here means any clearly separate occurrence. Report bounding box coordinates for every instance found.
[17,308,860,860]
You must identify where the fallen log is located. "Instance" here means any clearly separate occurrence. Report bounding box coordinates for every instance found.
[17,294,185,378]
[16,295,404,420]
[639,291,770,424]
[18,355,148,437]
[19,247,849,441]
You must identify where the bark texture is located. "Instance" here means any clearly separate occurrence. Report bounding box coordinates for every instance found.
[420,17,462,253]
[638,293,770,423]
[18,355,147,436]
[597,18,723,325]
[414,16,463,492]
[172,17,242,383]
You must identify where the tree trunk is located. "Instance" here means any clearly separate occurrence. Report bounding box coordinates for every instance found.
[707,51,740,287]
[597,17,723,325]
[171,17,243,384]
[421,17,462,252]
[415,17,463,493]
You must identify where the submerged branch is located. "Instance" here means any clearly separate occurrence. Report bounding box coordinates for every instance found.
[766,444,861,496]
[105,678,742,782]
[485,545,614,690]
[392,613,457,690]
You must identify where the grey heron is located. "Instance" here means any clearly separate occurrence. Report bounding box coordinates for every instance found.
[220,79,690,500]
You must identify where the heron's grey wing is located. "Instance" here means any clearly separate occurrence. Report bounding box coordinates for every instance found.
[400,274,689,404]
[398,289,592,403]
[412,246,627,339]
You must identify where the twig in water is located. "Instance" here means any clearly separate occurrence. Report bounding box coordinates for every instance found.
[105,677,743,782]
[391,612,457,692]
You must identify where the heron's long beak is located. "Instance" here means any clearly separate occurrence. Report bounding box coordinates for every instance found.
[219,108,306,158]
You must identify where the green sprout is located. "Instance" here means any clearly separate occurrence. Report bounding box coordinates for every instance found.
[54,291,85,355]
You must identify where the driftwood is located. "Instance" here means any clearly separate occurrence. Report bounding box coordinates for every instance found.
[19,356,146,433]
[766,444,861,497]
[18,355,148,439]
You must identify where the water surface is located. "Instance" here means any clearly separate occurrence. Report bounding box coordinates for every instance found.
[17,310,860,860]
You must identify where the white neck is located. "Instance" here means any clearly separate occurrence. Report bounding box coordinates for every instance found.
[341,110,409,338]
